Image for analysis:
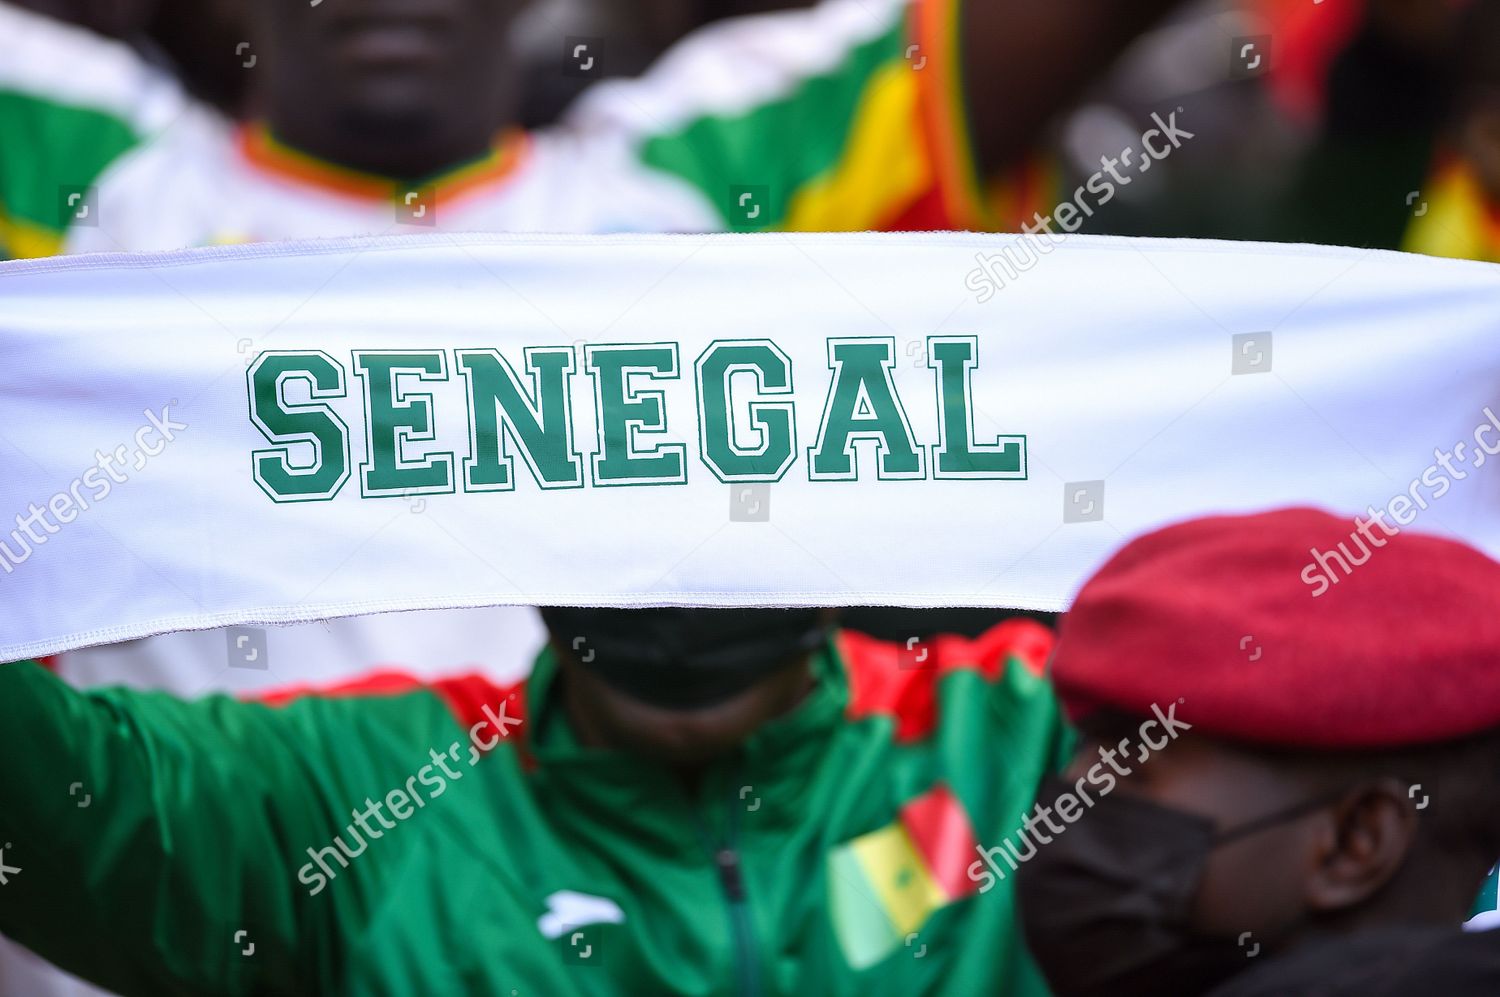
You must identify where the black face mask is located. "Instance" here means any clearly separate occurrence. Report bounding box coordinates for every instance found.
[540,607,830,709]
[1015,776,1343,997]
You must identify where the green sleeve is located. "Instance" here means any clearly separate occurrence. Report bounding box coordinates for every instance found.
[0,660,463,995]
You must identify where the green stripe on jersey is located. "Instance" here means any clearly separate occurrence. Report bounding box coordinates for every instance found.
[637,17,906,230]
[0,90,139,244]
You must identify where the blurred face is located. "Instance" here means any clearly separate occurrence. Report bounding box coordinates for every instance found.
[1062,718,1332,939]
[252,0,525,144]
[1018,717,1429,997]
[556,642,814,767]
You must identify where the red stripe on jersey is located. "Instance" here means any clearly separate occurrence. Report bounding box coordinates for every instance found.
[840,619,1054,742]
[252,669,434,707]
[251,669,531,766]
[881,183,956,232]
[429,673,529,761]
[966,617,1054,680]
[910,0,985,230]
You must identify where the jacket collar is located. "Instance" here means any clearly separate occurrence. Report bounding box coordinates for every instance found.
[521,633,850,774]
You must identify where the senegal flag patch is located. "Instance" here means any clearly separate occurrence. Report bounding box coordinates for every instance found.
[827,784,980,969]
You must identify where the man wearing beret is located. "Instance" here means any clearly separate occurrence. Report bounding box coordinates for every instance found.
[1016,507,1500,996]
[0,605,1067,994]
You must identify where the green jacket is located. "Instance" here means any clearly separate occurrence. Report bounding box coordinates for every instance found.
[0,622,1067,996]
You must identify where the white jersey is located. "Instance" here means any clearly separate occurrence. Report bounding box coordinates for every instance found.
[60,0,1039,255]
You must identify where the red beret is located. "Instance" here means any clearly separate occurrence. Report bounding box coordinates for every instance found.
[1051,507,1500,749]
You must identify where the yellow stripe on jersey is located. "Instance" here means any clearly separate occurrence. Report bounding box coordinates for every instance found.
[781,60,934,232]
[0,204,64,259]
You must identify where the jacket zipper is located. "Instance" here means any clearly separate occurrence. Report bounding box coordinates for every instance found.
[695,775,761,997]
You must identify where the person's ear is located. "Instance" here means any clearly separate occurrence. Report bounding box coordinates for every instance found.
[1304,778,1420,913]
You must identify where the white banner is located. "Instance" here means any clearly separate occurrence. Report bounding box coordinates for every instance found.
[2,232,1499,660]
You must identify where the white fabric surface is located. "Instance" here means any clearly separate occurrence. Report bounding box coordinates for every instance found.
[3,232,1499,659]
